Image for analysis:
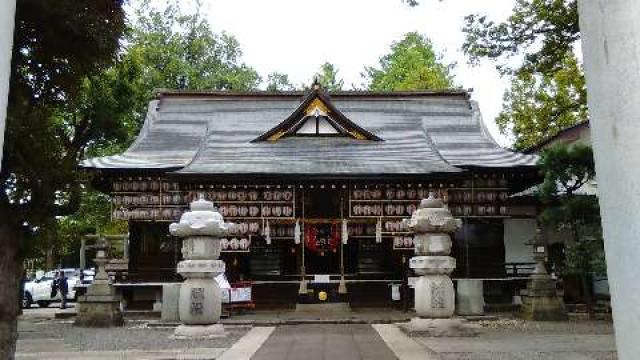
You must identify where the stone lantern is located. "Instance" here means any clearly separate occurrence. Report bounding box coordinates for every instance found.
[398,193,477,336]
[75,237,124,327]
[169,195,232,338]
[521,228,567,320]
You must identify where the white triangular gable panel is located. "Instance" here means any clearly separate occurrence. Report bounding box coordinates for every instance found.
[318,118,339,134]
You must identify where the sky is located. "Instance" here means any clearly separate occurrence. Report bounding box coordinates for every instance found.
[151,0,518,146]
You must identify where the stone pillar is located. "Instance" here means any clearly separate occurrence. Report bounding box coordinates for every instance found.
[456,279,484,316]
[169,196,231,338]
[0,0,16,171]
[579,1,640,358]
[75,240,124,327]
[398,193,477,336]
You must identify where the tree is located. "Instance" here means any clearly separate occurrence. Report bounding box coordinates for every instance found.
[365,32,455,91]
[56,189,128,267]
[497,55,588,150]
[266,72,295,92]
[538,144,603,312]
[4,1,262,355]
[18,63,141,268]
[462,0,583,148]
[50,2,264,266]
[128,1,260,101]
[315,62,344,91]
[463,0,579,76]
[1,1,126,357]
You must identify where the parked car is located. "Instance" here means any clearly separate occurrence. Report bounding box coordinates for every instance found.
[23,268,94,308]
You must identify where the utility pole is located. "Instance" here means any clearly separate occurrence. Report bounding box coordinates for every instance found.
[579,1,640,358]
[0,0,17,171]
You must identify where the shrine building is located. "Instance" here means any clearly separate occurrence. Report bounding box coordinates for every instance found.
[83,85,540,309]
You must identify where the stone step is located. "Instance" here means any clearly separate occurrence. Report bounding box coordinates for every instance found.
[295,302,351,313]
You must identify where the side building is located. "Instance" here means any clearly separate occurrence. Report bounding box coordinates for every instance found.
[82,87,540,309]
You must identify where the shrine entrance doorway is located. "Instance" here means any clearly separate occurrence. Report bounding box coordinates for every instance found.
[302,188,344,276]
[305,223,340,274]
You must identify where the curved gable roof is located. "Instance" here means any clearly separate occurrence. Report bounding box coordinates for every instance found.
[81,90,537,176]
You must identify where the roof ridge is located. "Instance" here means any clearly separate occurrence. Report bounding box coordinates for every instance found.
[154,88,471,98]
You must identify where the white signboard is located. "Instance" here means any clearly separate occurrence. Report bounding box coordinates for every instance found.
[313,274,331,283]
[391,284,401,301]
[230,287,252,302]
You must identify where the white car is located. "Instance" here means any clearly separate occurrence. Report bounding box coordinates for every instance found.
[23,268,94,308]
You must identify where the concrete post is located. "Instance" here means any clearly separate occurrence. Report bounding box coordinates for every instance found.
[0,0,17,171]
[123,233,129,259]
[80,238,87,270]
[578,1,640,358]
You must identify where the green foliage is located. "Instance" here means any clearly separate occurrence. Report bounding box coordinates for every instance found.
[498,55,588,150]
[10,1,127,104]
[463,0,585,149]
[402,0,420,6]
[55,189,128,264]
[537,144,604,275]
[539,144,595,199]
[315,62,344,91]
[53,1,263,263]
[266,72,295,92]
[2,1,127,240]
[129,1,260,95]
[463,0,579,76]
[5,0,263,267]
[365,32,455,91]
[563,226,607,276]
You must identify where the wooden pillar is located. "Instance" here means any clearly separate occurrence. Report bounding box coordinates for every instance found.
[579,1,640,358]
[299,188,307,295]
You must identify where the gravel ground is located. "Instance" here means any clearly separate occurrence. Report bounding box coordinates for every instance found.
[18,320,250,352]
[476,318,614,335]
[415,318,617,360]
[437,352,617,360]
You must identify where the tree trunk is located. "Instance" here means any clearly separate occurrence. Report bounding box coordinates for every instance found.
[0,204,22,360]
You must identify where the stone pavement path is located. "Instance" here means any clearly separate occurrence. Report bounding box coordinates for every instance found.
[250,324,398,360]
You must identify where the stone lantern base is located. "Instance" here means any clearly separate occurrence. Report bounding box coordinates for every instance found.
[398,318,479,337]
[74,280,123,327]
[521,274,567,321]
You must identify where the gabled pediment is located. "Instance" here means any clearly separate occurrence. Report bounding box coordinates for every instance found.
[252,85,383,142]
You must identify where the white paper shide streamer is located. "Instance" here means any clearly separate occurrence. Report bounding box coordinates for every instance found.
[264,220,271,245]
[375,218,382,244]
[294,219,301,244]
[342,219,348,244]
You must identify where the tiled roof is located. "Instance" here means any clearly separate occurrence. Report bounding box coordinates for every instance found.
[82,90,537,176]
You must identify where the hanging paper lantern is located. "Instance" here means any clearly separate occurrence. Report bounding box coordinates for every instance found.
[341,219,348,245]
[294,220,301,244]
